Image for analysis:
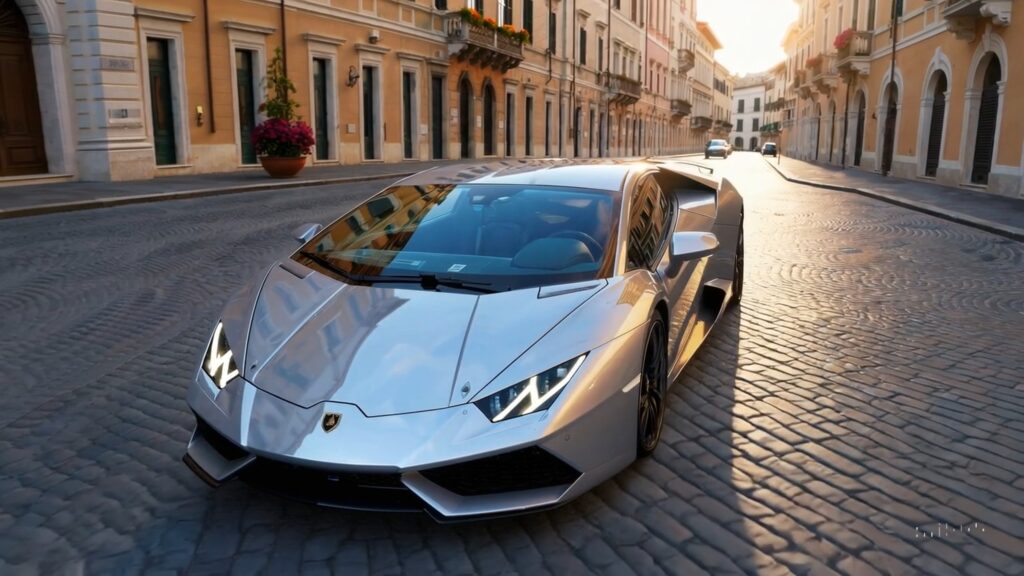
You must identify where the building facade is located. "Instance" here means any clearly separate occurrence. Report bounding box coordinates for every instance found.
[778,0,1021,197]
[0,0,728,184]
[729,75,767,150]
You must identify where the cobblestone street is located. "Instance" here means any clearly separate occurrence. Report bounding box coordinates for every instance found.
[1,153,1022,575]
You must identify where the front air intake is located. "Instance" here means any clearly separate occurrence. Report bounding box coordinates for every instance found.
[420,447,581,496]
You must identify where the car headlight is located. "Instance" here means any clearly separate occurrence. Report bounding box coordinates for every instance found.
[475,354,587,422]
[202,321,239,389]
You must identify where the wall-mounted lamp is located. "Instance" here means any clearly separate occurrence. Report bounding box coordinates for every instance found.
[346,66,360,87]
[196,105,204,126]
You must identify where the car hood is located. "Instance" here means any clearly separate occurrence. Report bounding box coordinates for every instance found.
[241,262,603,416]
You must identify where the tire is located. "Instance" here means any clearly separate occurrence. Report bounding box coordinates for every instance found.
[637,316,668,458]
[732,214,744,305]
[704,154,709,159]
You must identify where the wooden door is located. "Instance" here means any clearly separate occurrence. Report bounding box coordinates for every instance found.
[235,50,256,164]
[147,38,177,166]
[313,58,329,161]
[971,59,1000,185]
[0,0,47,176]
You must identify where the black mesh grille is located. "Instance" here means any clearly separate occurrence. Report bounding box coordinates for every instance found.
[419,447,580,496]
[195,416,248,461]
[242,458,423,512]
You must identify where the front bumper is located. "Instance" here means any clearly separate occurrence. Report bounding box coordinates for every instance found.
[183,327,645,520]
[706,149,728,157]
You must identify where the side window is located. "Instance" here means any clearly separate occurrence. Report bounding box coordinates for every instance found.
[626,177,673,269]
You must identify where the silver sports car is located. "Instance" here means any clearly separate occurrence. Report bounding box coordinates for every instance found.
[184,159,744,520]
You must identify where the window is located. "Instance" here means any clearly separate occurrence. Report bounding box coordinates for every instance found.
[754,97,760,112]
[613,0,620,10]
[894,0,903,18]
[737,99,744,113]
[752,118,759,131]
[523,0,533,37]
[549,12,556,54]
[498,0,511,26]
[434,0,447,9]
[579,27,587,66]
[626,178,672,270]
[736,118,743,132]
[597,36,604,71]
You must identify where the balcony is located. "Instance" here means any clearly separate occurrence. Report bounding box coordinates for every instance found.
[811,54,838,95]
[790,69,805,93]
[670,99,692,118]
[677,48,695,73]
[690,115,712,131]
[836,31,872,78]
[943,0,1012,41]
[607,73,642,105]
[714,119,733,133]
[444,13,524,72]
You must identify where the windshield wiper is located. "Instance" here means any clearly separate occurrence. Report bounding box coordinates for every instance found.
[298,251,360,282]
[298,253,502,293]
[359,273,501,294]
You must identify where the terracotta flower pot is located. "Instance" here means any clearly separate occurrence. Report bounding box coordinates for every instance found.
[259,155,307,178]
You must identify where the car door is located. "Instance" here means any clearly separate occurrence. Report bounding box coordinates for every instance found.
[646,173,715,378]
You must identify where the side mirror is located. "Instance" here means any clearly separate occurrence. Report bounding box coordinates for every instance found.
[292,223,322,244]
[670,232,718,261]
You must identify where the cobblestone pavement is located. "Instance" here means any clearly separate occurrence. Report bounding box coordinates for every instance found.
[1,154,1022,575]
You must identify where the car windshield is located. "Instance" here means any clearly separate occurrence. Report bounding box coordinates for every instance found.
[295,184,620,292]
[709,140,727,146]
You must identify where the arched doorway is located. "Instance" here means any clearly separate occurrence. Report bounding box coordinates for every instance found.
[828,100,836,163]
[971,56,1000,185]
[881,82,898,174]
[482,82,495,156]
[751,136,759,150]
[813,103,821,160]
[0,0,47,176]
[573,106,581,157]
[854,91,866,166]
[924,72,947,177]
[458,76,472,159]
[734,136,743,149]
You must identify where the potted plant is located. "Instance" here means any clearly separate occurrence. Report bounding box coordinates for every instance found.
[253,48,315,178]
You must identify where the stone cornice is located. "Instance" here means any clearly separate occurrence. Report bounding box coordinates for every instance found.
[135,7,195,23]
[222,21,277,35]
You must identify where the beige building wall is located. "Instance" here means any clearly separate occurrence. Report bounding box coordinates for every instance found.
[782,0,1021,197]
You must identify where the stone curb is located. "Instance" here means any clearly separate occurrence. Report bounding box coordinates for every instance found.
[0,171,417,220]
[763,157,1024,243]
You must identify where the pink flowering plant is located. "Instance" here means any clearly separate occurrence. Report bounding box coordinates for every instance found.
[252,118,314,157]
[834,28,855,50]
[253,47,315,157]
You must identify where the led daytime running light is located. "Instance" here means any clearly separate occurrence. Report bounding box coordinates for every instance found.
[204,321,239,389]
[487,355,586,422]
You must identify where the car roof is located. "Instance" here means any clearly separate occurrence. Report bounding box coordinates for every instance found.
[396,159,660,193]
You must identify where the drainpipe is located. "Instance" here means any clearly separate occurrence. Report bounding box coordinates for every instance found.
[604,0,611,157]
[280,0,288,76]
[883,0,897,176]
[203,0,215,132]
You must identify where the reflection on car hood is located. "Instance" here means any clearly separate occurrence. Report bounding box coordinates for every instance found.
[242,263,602,416]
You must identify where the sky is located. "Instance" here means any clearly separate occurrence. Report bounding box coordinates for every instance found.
[696,0,800,77]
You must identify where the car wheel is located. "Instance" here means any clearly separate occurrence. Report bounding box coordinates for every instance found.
[704,154,709,159]
[637,316,668,458]
[732,214,744,305]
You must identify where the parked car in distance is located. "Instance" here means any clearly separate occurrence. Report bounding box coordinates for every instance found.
[761,142,778,157]
[705,139,730,159]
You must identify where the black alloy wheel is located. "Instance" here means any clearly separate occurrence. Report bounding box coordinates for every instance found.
[637,316,668,457]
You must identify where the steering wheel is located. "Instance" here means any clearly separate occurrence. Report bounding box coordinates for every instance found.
[548,230,603,261]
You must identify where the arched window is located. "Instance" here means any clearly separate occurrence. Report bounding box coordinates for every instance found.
[734,137,744,149]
